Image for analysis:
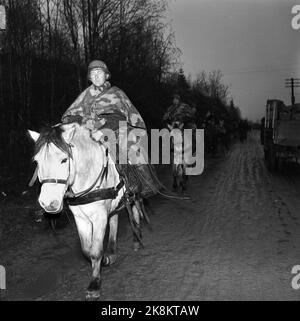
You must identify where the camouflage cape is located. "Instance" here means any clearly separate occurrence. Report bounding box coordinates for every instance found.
[62,82,146,130]
[61,82,159,197]
[163,102,197,157]
[163,102,196,127]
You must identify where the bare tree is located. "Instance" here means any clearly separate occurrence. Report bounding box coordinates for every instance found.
[195,70,230,104]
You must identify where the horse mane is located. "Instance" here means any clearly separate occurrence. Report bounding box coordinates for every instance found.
[33,125,72,158]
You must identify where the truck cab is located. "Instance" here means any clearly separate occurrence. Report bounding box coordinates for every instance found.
[262,99,300,170]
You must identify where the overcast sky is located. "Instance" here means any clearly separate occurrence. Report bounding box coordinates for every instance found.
[168,0,300,121]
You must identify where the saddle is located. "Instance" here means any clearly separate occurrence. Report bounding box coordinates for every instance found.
[92,113,161,199]
[115,163,160,199]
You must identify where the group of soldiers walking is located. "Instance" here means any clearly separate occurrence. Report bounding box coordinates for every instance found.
[201,112,250,155]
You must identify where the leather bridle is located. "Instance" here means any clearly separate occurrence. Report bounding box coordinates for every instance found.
[30,143,110,201]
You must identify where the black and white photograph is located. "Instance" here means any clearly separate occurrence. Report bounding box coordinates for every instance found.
[1,0,300,305]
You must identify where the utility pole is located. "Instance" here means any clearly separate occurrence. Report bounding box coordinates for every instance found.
[0,4,5,32]
[0,4,5,145]
[285,78,300,106]
[0,4,6,49]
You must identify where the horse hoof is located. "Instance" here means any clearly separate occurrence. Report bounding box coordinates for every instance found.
[102,255,117,267]
[86,290,101,301]
[102,255,111,267]
[133,242,141,252]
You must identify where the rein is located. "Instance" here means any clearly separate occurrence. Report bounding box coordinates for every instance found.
[64,156,108,200]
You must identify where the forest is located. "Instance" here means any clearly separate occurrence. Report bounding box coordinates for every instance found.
[0,0,242,186]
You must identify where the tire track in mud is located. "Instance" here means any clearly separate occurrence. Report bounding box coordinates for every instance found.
[179,132,300,300]
[98,161,223,301]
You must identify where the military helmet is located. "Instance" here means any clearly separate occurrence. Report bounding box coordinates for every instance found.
[87,60,110,80]
[172,94,181,101]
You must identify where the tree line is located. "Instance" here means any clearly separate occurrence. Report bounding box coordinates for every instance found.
[0,0,241,179]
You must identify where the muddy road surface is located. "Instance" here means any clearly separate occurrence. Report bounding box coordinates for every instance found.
[2,130,300,300]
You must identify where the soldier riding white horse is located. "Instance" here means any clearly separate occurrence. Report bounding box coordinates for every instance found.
[28,60,163,300]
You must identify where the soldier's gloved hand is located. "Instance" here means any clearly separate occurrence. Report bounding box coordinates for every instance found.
[94,117,107,129]
[84,119,96,130]
[62,114,83,124]
[91,129,104,142]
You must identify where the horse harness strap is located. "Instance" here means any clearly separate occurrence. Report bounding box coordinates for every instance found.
[41,178,68,184]
[64,148,125,205]
[65,179,125,206]
[67,157,109,200]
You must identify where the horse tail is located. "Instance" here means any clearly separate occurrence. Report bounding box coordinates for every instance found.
[144,164,190,200]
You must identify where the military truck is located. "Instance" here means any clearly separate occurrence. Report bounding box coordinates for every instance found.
[261,99,300,171]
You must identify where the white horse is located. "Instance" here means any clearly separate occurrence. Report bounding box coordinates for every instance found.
[28,122,144,300]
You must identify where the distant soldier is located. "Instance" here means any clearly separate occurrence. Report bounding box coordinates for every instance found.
[203,111,218,154]
[260,117,265,145]
[163,94,196,130]
[163,94,197,156]
[238,120,249,142]
[217,119,230,152]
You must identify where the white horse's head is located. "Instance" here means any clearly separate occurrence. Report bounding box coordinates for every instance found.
[167,120,184,131]
[28,123,78,213]
[167,121,184,163]
[167,120,194,167]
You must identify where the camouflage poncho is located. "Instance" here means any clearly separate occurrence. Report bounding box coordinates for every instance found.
[62,82,148,166]
[62,82,146,130]
[163,102,196,126]
[61,82,160,198]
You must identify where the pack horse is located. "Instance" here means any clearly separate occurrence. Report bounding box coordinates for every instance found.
[28,123,147,300]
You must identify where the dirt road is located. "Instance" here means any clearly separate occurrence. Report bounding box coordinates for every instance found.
[2,130,300,300]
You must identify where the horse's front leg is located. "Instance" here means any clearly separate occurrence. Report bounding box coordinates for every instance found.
[132,204,142,252]
[86,208,108,301]
[181,166,188,193]
[71,207,93,258]
[172,164,178,191]
[102,213,118,267]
